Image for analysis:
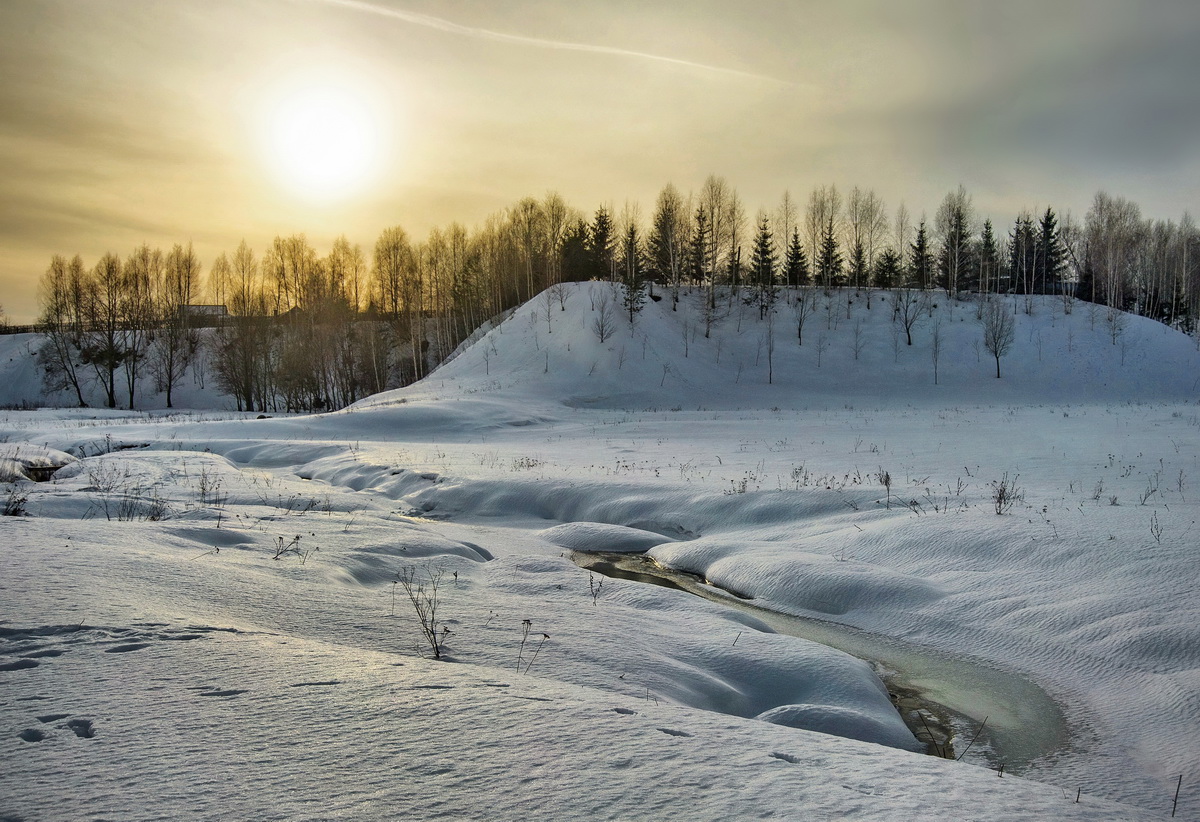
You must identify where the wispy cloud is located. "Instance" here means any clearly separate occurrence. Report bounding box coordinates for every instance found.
[302,0,787,85]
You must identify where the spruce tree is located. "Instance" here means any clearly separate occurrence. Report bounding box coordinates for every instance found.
[726,245,743,293]
[976,219,1000,294]
[749,214,778,319]
[688,207,720,335]
[938,206,973,295]
[847,239,868,290]
[620,223,646,323]
[909,221,934,289]
[589,207,615,282]
[1037,207,1063,294]
[688,207,712,287]
[817,216,843,289]
[1009,214,1037,294]
[560,219,591,282]
[873,247,902,290]
[784,228,810,287]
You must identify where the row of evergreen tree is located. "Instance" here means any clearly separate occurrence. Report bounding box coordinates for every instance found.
[33,179,1199,411]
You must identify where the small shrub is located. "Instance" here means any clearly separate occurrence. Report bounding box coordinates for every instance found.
[878,468,893,509]
[517,618,549,674]
[196,465,225,506]
[989,473,1024,515]
[3,483,28,516]
[272,534,317,563]
[397,566,449,660]
[589,573,604,606]
[143,491,172,522]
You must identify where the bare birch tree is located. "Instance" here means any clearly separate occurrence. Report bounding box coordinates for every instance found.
[981,298,1015,378]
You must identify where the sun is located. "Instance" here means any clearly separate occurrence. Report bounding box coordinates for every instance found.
[261,78,384,202]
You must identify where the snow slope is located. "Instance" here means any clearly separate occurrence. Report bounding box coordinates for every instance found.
[3,285,1199,820]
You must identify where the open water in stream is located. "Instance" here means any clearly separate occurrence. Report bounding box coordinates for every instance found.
[573,551,1069,772]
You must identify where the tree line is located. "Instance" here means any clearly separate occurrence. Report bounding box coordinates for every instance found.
[33,178,1199,411]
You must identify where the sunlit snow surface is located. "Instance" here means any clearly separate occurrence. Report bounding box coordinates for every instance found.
[2,287,1198,820]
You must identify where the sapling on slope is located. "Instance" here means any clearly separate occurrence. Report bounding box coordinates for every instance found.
[397,566,449,660]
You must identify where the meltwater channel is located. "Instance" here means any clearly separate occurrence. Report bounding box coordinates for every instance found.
[573,550,1069,771]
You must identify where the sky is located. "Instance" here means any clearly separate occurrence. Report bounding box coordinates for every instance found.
[1,0,1198,322]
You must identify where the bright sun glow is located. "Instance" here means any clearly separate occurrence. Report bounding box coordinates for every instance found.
[262,77,384,202]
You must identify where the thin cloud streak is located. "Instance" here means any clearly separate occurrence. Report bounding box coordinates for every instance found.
[302,0,789,86]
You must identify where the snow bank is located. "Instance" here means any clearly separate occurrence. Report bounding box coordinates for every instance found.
[650,539,946,617]
[538,521,674,553]
[0,443,76,481]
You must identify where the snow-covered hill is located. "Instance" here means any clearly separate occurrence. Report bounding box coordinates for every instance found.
[3,287,1199,820]
[383,285,1200,410]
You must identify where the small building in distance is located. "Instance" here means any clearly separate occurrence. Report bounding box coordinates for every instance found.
[178,304,229,326]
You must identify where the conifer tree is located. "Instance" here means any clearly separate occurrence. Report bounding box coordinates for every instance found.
[749,214,778,319]
[816,216,843,289]
[936,190,974,296]
[976,220,1001,294]
[687,207,721,335]
[1037,207,1063,294]
[873,247,902,290]
[846,240,868,291]
[909,221,934,289]
[688,207,712,287]
[726,245,743,294]
[560,219,591,282]
[589,206,616,282]
[783,228,810,288]
[620,223,646,323]
[1009,214,1037,294]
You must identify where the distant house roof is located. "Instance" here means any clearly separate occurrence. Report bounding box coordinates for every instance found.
[179,304,229,316]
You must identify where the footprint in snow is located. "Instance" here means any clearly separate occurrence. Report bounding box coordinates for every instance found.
[21,649,65,658]
[842,784,876,796]
[104,642,151,654]
[612,707,636,716]
[0,659,39,671]
[66,719,95,738]
[657,728,693,738]
[17,729,46,743]
[769,752,800,764]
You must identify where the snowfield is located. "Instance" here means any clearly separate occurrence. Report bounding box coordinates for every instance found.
[2,286,1199,820]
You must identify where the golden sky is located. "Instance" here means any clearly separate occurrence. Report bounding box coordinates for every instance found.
[2,0,1198,321]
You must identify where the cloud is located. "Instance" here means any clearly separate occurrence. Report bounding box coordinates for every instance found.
[300,0,788,85]
[901,4,1200,173]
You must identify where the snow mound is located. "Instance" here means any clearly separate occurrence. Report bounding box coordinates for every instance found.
[651,539,945,616]
[367,284,1200,411]
[0,443,77,481]
[539,521,674,553]
[756,703,923,751]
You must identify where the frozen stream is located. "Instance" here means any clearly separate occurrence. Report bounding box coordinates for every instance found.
[573,551,1069,773]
